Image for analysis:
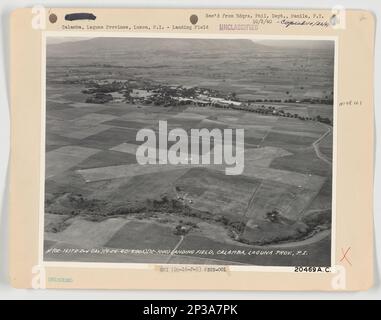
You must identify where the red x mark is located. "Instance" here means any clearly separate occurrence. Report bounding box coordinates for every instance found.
[340,247,352,266]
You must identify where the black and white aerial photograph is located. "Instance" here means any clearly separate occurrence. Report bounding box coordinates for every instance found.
[43,37,334,267]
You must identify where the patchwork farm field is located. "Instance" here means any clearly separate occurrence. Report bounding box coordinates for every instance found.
[44,38,334,266]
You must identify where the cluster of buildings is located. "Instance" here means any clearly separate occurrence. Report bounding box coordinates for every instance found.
[82,79,243,108]
[80,79,332,125]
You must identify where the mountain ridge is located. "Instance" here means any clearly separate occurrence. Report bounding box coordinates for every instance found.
[47,37,267,57]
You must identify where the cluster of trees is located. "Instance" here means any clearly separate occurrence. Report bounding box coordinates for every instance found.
[316,115,332,125]
[82,80,125,94]
[85,92,113,104]
[246,97,333,105]
[212,103,332,125]
[248,98,283,103]
[301,98,333,105]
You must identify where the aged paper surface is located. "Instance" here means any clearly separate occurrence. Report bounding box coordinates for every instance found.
[10,8,374,290]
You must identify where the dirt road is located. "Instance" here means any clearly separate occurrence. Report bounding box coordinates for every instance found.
[312,124,332,165]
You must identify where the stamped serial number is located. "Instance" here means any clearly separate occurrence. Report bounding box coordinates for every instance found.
[294,266,331,273]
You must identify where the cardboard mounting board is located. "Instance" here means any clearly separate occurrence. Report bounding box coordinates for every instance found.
[9,7,375,290]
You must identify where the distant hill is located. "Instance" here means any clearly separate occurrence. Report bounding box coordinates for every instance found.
[47,37,266,58]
